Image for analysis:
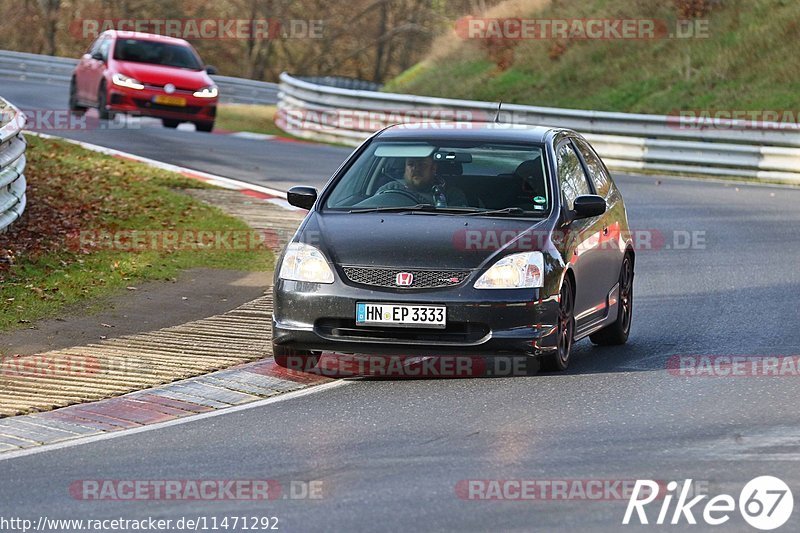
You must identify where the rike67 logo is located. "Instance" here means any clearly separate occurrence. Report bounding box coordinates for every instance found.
[624,476,793,530]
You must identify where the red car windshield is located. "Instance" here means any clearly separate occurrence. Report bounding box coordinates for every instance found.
[113,39,203,70]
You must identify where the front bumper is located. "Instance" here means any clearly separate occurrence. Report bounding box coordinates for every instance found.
[108,85,217,122]
[272,278,560,357]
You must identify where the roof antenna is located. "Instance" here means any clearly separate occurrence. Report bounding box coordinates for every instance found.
[493,101,503,123]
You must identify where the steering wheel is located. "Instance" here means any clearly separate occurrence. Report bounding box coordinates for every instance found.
[377,188,423,203]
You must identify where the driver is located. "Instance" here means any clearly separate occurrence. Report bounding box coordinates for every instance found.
[376,156,468,207]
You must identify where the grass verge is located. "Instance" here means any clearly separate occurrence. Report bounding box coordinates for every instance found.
[0,136,274,331]
[384,0,799,114]
[216,104,286,136]
[216,103,356,147]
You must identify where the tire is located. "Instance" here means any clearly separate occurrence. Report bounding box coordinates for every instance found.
[590,254,634,346]
[272,344,320,372]
[541,278,575,372]
[162,119,181,128]
[69,78,86,113]
[97,82,111,120]
[194,121,214,132]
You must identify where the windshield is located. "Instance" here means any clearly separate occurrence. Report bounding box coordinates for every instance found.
[113,39,203,70]
[324,141,550,216]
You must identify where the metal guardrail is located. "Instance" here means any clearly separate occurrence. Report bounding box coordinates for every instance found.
[0,50,279,105]
[277,73,800,183]
[298,76,383,92]
[0,98,27,232]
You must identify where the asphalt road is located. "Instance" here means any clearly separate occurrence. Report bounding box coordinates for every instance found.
[2,77,800,532]
[0,78,350,191]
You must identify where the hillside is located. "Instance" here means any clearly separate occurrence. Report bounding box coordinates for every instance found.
[384,0,800,113]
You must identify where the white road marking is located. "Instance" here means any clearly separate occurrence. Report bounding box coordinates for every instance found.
[0,380,350,462]
[231,131,276,141]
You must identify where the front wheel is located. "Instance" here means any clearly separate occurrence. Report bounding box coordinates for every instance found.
[97,83,111,120]
[590,254,634,346]
[162,119,180,128]
[272,344,320,372]
[540,278,575,372]
[194,121,214,132]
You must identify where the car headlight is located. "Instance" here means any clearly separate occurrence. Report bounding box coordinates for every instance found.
[474,251,544,289]
[279,243,335,283]
[193,85,218,98]
[111,73,144,90]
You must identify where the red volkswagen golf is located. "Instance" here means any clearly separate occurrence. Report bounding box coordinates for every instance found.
[70,31,218,131]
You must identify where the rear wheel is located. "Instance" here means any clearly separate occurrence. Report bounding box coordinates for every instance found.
[162,119,181,128]
[541,278,575,372]
[194,121,214,132]
[69,78,86,113]
[272,344,320,372]
[590,254,634,346]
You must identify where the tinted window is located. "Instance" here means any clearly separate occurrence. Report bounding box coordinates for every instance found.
[574,138,611,197]
[324,141,550,215]
[113,39,202,70]
[557,142,591,210]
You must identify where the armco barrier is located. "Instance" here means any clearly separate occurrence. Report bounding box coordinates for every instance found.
[0,50,278,105]
[0,97,27,232]
[276,73,800,183]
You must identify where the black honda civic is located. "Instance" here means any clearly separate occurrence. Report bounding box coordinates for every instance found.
[272,124,634,372]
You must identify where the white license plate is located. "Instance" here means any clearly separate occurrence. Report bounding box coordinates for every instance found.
[356,303,446,329]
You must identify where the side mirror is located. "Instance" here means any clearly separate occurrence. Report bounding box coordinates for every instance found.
[573,195,606,219]
[287,186,318,210]
[205,65,218,75]
[91,52,104,62]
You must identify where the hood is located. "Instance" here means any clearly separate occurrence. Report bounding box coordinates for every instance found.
[113,61,212,89]
[302,212,551,270]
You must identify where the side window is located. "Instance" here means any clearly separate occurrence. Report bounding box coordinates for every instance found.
[574,139,611,198]
[98,38,111,61]
[556,142,591,210]
[88,38,102,56]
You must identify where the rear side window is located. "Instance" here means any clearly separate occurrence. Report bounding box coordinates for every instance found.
[556,142,591,210]
[574,138,611,198]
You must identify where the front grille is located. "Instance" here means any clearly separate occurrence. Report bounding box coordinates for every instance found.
[342,266,471,289]
[316,319,489,344]
[133,100,202,114]
[142,83,196,95]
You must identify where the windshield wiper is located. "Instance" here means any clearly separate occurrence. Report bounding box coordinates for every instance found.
[463,207,540,217]
[348,204,438,214]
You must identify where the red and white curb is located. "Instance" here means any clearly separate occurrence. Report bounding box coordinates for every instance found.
[0,360,343,460]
